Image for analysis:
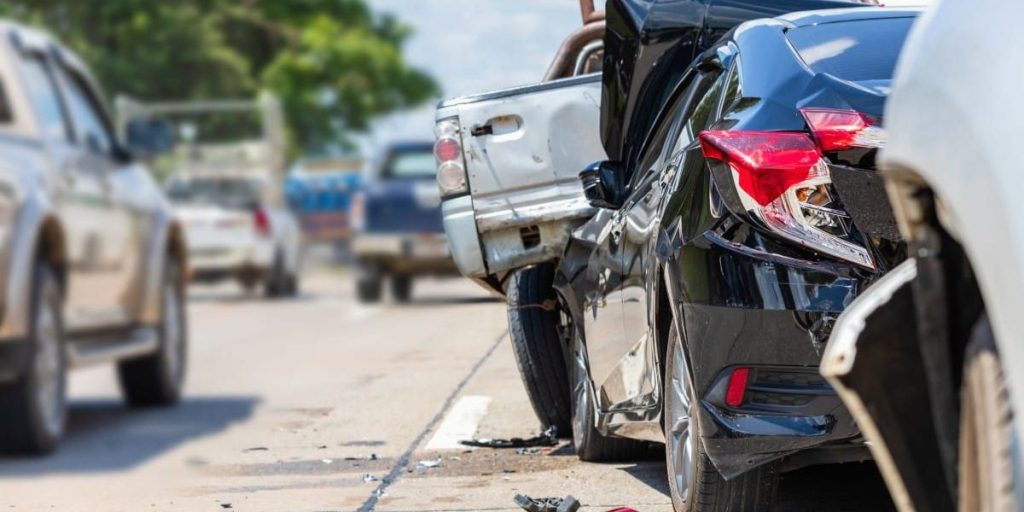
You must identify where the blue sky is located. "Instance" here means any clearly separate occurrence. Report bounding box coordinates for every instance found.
[365,0,585,147]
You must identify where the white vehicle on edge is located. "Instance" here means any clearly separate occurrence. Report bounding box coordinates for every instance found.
[0,21,188,454]
[168,173,302,297]
[822,1,1024,511]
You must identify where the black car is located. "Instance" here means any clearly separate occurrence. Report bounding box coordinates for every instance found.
[555,7,918,511]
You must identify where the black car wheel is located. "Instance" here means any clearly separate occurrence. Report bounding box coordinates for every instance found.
[119,260,187,407]
[506,265,572,436]
[264,251,287,298]
[356,261,382,303]
[664,321,777,511]
[0,262,67,454]
[391,275,413,303]
[959,314,1017,511]
[569,309,648,461]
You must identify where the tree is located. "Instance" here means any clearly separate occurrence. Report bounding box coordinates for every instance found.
[0,0,438,153]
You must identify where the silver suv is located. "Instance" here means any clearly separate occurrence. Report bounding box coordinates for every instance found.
[0,21,187,454]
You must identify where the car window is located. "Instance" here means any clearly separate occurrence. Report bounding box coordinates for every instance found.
[786,17,915,82]
[671,70,728,154]
[718,57,741,117]
[19,56,69,141]
[0,80,12,124]
[384,150,436,180]
[166,178,263,209]
[56,68,114,155]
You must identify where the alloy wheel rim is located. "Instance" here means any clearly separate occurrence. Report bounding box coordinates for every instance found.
[34,297,64,437]
[668,338,696,503]
[163,282,183,384]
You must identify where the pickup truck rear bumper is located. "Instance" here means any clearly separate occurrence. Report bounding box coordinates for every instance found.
[442,194,595,281]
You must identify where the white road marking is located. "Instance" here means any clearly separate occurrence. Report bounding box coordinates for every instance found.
[424,395,492,450]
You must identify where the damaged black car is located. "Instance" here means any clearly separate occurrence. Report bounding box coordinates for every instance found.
[553,6,918,511]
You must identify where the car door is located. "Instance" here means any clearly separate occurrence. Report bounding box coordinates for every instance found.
[52,61,137,328]
[611,64,732,413]
[585,73,698,413]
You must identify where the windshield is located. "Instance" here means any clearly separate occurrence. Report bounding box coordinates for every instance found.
[166,177,263,209]
[787,16,915,83]
[383,150,436,180]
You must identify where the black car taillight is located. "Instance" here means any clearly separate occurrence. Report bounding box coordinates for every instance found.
[699,108,886,269]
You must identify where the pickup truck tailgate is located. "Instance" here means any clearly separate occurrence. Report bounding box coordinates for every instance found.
[438,74,606,277]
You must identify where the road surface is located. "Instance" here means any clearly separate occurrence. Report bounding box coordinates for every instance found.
[0,271,896,511]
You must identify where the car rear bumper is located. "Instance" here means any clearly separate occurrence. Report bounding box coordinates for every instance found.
[187,243,274,276]
[671,233,882,478]
[353,232,456,276]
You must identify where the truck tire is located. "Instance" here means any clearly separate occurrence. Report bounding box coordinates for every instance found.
[959,314,1016,512]
[664,322,777,511]
[356,261,382,303]
[264,251,287,298]
[507,265,573,438]
[118,260,187,407]
[0,263,67,454]
[391,275,413,303]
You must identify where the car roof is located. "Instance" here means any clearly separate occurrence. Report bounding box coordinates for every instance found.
[778,6,922,28]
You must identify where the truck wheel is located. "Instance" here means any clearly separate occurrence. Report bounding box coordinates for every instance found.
[118,261,187,407]
[0,263,66,454]
[507,265,572,437]
[356,262,382,303]
[391,275,413,303]
[959,314,1016,512]
[569,316,648,461]
[664,322,777,511]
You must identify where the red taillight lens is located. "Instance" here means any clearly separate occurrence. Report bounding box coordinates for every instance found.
[725,367,750,408]
[253,207,270,236]
[800,108,886,152]
[699,131,821,206]
[434,137,461,163]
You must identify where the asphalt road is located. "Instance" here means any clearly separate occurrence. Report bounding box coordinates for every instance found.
[0,270,896,511]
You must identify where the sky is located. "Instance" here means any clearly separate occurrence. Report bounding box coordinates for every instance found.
[364,0,585,148]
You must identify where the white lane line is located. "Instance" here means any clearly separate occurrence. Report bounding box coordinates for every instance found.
[425,395,492,450]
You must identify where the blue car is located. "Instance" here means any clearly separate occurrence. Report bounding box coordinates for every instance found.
[351,142,455,302]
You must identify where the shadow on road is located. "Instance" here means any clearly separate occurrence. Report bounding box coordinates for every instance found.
[0,396,259,475]
[401,296,501,307]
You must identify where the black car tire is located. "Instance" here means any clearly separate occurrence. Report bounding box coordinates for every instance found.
[356,261,382,303]
[0,263,67,454]
[507,265,572,436]
[391,275,413,303]
[264,251,287,298]
[959,314,1016,511]
[119,260,187,407]
[568,298,649,461]
[664,321,778,511]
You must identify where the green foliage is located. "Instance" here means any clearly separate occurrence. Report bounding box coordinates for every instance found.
[1,0,438,153]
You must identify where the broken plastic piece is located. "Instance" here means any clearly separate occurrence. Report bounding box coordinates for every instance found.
[462,426,558,449]
[417,457,442,469]
[513,494,581,512]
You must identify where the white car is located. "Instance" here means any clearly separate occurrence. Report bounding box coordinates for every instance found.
[168,174,302,297]
[821,1,1024,510]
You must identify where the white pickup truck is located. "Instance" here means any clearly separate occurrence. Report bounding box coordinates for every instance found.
[434,5,607,433]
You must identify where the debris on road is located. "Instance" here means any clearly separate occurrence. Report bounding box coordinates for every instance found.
[462,426,558,449]
[417,457,442,469]
[363,474,380,483]
[513,494,580,512]
[242,446,269,453]
[516,447,543,456]
[321,458,333,465]
[219,503,233,510]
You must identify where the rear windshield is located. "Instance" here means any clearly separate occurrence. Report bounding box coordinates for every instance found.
[383,150,436,180]
[167,177,263,209]
[786,17,915,82]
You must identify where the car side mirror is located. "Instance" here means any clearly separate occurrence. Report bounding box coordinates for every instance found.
[125,118,176,159]
[579,160,625,210]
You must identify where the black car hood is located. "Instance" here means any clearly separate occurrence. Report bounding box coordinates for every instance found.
[600,0,874,167]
